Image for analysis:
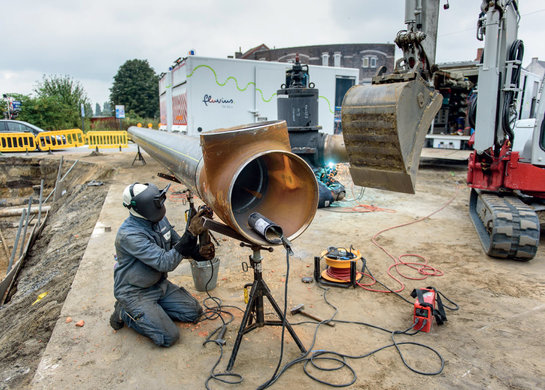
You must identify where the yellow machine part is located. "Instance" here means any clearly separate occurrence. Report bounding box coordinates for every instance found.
[320,249,362,268]
[341,76,442,194]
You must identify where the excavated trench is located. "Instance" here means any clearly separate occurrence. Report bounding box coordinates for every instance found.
[0,156,114,389]
[0,158,58,276]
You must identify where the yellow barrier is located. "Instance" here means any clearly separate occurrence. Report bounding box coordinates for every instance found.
[0,133,37,152]
[54,129,85,147]
[0,128,128,153]
[35,129,85,151]
[86,131,128,151]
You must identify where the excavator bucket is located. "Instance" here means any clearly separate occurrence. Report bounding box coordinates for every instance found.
[341,76,442,194]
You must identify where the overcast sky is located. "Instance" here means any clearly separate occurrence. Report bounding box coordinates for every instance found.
[2,0,544,107]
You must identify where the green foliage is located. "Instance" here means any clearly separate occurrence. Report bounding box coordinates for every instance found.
[110,59,159,119]
[15,94,80,130]
[88,111,157,130]
[6,74,91,130]
[35,74,89,109]
[84,102,93,118]
[1,93,26,120]
[95,103,102,116]
[1,75,90,130]
[122,110,159,129]
[1,94,15,119]
[102,102,112,116]
[90,118,119,130]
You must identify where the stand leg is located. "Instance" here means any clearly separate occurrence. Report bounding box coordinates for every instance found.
[227,280,259,371]
[227,246,305,372]
[226,278,306,371]
[132,145,146,166]
[260,279,307,354]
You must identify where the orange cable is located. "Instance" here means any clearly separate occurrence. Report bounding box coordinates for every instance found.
[361,187,461,293]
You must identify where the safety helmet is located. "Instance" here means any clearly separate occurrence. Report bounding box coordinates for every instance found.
[122,182,171,223]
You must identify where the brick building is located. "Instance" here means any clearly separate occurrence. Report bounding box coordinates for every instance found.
[526,57,545,79]
[235,43,395,84]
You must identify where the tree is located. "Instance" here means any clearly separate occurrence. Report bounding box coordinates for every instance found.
[102,102,112,116]
[84,102,93,118]
[35,74,89,109]
[109,59,159,118]
[14,94,78,130]
[95,102,102,116]
[31,74,90,129]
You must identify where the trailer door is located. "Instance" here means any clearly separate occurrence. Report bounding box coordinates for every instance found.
[334,76,356,134]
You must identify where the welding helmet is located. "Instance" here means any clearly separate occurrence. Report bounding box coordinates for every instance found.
[122,182,171,223]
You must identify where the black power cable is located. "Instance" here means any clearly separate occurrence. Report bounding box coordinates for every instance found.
[200,241,295,390]
[199,247,459,389]
[468,91,478,130]
[260,284,448,388]
[258,254,460,388]
[502,39,524,142]
[196,257,244,389]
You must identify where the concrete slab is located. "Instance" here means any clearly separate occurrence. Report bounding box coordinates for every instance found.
[420,147,472,161]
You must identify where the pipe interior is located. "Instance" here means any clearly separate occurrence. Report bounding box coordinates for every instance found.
[231,158,268,214]
[231,151,317,244]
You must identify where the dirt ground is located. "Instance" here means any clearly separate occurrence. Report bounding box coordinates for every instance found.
[0,157,114,389]
[1,148,544,389]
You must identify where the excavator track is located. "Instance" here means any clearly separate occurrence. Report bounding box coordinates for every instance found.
[469,189,540,261]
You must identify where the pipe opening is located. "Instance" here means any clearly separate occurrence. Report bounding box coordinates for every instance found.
[230,151,318,244]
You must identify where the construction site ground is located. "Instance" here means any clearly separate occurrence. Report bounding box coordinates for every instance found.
[1,146,544,389]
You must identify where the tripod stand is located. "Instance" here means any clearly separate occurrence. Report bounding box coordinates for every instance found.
[226,243,306,371]
[132,145,146,166]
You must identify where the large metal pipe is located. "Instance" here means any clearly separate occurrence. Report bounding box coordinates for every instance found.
[129,121,319,246]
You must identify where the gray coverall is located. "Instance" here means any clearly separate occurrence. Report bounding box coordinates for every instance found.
[114,214,202,347]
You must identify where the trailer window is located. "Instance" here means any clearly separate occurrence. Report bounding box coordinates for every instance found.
[335,77,356,108]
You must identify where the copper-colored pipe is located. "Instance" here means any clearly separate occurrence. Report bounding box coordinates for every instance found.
[128,121,318,246]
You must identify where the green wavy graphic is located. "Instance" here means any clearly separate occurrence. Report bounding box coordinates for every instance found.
[319,95,334,114]
[187,64,277,103]
[187,63,335,114]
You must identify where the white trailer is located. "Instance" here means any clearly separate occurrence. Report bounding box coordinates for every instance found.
[159,55,359,136]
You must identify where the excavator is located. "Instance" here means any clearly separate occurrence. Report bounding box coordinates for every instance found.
[341,0,544,260]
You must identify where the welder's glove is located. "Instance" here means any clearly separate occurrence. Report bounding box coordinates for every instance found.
[188,209,207,236]
[190,242,215,261]
[173,232,198,257]
[198,242,215,260]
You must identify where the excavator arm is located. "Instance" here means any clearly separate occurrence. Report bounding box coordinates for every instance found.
[341,0,445,194]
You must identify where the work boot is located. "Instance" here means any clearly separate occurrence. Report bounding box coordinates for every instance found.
[193,306,204,324]
[109,301,124,330]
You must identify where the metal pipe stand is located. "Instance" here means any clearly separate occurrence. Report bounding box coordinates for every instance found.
[226,244,306,371]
